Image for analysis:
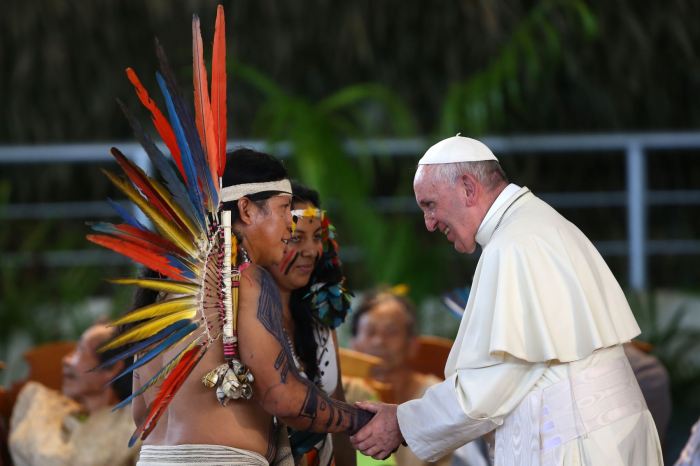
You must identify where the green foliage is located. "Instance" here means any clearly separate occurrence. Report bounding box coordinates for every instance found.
[236,63,445,299]
[231,0,604,299]
[440,0,598,135]
[0,180,131,374]
[629,291,700,408]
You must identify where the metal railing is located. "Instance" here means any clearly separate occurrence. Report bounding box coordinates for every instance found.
[2,132,700,290]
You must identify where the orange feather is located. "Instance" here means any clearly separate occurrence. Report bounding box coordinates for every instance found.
[192,16,219,191]
[125,67,187,181]
[211,5,227,177]
[109,227,198,276]
[110,147,192,234]
[132,344,207,444]
[115,224,186,257]
[87,234,187,281]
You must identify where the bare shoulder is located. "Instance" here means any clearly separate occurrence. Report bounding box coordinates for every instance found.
[240,265,279,292]
[240,263,262,284]
[239,265,280,313]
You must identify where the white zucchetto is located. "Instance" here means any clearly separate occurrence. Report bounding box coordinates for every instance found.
[418,134,498,165]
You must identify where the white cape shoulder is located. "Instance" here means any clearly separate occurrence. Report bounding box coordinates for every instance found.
[446,191,640,372]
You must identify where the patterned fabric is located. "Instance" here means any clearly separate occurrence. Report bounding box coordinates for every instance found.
[675,418,700,466]
[496,352,649,466]
[137,444,268,466]
[289,325,337,466]
[299,436,334,466]
[313,324,337,394]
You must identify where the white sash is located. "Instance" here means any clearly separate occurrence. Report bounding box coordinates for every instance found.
[495,356,646,466]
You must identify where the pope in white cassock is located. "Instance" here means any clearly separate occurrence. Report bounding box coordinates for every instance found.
[350,135,663,466]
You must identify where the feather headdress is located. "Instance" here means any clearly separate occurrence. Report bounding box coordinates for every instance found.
[88,5,255,446]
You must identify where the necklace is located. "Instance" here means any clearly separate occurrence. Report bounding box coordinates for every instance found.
[239,245,251,264]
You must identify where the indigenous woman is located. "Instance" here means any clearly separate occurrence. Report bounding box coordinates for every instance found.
[266,183,355,466]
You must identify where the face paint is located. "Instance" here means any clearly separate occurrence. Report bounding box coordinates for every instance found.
[283,251,299,275]
[278,248,298,275]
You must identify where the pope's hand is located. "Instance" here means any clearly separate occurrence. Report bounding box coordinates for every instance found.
[350,401,403,460]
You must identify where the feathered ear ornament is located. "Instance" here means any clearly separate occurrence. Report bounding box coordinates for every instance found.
[88,5,253,446]
[303,212,353,329]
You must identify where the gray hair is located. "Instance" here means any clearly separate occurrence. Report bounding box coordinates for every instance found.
[416,161,508,191]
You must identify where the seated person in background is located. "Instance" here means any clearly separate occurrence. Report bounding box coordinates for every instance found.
[350,290,439,406]
[350,290,489,466]
[8,323,137,466]
[623,342,672,445]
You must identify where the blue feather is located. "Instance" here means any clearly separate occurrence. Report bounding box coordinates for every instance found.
[155,72,206,217]
[112,332,200,412]
[107,198,147,230]
[89,221,121,235]
[166,255,197,280]
[95,320,191,371]
[154,43,218,212]
[117,99,206,231]
[108,321,199,385]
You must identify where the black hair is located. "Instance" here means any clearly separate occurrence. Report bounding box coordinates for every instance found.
[220,148,289,223]
[288,182,323,383]
[288,182,349,385]
[291,181,321,208]
[350,289,417,338]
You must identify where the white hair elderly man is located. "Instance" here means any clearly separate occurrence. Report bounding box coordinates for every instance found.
[351,135,663,466]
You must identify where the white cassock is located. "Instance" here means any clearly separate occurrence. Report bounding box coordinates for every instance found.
[397,185,663,466]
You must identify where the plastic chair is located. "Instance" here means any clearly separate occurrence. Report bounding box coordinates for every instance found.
[338,348,394,403]
[0,341,76,421]
[408,335,453,380]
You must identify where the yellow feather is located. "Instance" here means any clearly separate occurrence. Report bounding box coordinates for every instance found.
[110,278,199,295]
[100,309,197,351]
[111,296,197,326]
[150,178,203,244]
[102,169,198,257]
[150,336,203,386]
[232,285,239,332]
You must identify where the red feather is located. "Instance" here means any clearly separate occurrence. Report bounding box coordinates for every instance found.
[110,147,191,234]
[115,224,186,257]
[111,225,199,275]
[87,234,187,282]
[125,67,187,181]
[211,5,227,177]
[192,16,219,188]
[131,344,207,445]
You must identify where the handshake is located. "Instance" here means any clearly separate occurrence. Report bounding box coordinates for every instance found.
[350,402,405,460]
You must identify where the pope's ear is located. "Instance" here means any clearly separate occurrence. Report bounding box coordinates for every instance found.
[460,172,479,206]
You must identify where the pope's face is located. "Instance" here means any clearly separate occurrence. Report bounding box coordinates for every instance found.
[413,167,479,254]
[267,201,323,292]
